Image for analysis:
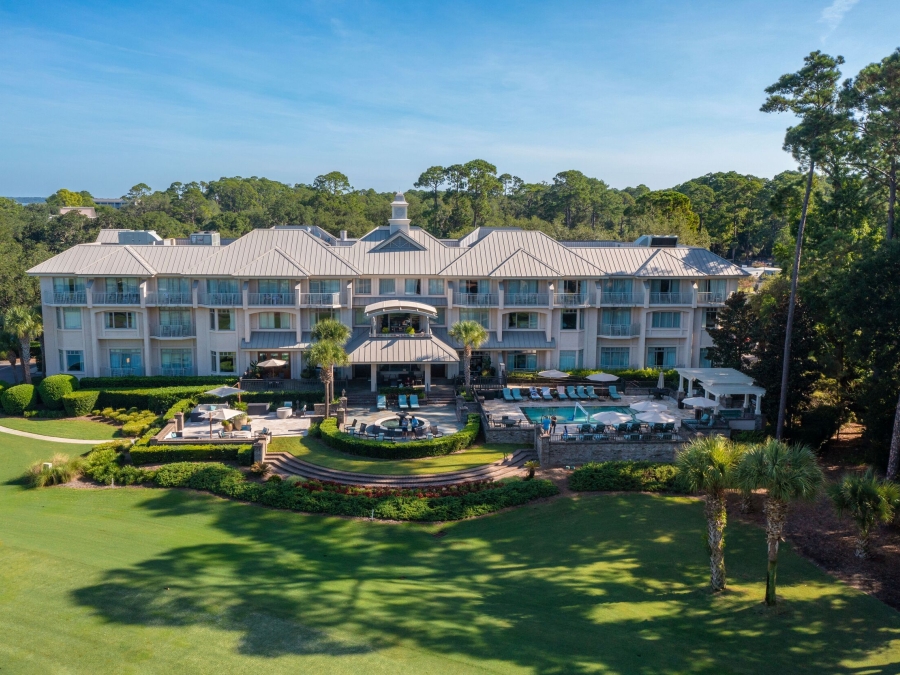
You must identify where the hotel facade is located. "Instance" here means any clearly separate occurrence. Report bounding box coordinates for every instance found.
[29,193,747,390]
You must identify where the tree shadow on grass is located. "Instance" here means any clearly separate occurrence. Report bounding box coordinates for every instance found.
[71,490,900,673]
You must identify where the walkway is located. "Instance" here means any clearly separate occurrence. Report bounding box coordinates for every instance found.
[0,424,112,445]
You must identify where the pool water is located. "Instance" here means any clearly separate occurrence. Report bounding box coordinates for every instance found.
[520,406,635,423]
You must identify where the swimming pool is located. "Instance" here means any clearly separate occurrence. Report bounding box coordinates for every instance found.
[519,405,635,423]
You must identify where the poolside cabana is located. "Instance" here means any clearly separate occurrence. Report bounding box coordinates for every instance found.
[674,367,765,414]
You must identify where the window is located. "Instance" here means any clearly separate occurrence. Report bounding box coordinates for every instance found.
[53,277,84,293]
[602,279,633,294]
[601,308,630,326]
[459,309,489,329]
[211,351,236,373]
[161,349,192,374]
[433,308,446,325]
[647,346,677,368]
[355,279,372,295]
[404,279,421,295]
[559,350,583,370]
[507,352,537,371]
[105,312,135,329]
[309,279,340,294]
[600,347,630,369]
[258,312,290,329]
[56,307,82,330]
[379,278,396,295]
[699,347,713,368]
[507,280,538,295]
[259,279,291,294]
[507,312,539,329]
[207,278,238,294]
[209,309,235,331]
[159,309,191,326]
[109,349,142,373]
[428,279,444,295]
[704,309,719,330]
[105,277,138,294]
[462,279,489,294]
[700,279,726,294]
[157,277,190,294]
[561,309,583,330]
[562,280,582,295]
[651,312,681,328]
[354,308,368,325]
[311,310,336,327]
[650,279,680,294]
[58,349,84,373]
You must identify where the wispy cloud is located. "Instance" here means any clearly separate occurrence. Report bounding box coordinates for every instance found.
[820,0,861,37]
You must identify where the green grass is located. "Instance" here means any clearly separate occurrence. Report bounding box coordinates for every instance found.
[0,415,120,440]
[271,434,517,475]
[0,432,899,673]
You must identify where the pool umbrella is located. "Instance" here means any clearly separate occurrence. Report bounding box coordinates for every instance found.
[636,410,678,425]
[538,369,569,378]
[586,372,619,382]
[591,410,632,425]
[257,358,288,369]
[629,400,667,412]
[204,384,244,404]
[681,396,718,408]
[205,407,243,438]
[656,371,666,389]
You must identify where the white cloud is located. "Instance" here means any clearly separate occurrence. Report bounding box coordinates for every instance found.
[820,0,861,36]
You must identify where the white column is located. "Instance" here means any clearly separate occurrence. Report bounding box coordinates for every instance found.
[755,394,762,414]
[637,309,647,369]
[142,311,151,376]
[744,393,750,409]
[424,363,432,393]
[370,363,378,393]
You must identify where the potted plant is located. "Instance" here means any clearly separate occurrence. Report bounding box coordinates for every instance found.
[223,420,233,432]
[405,326,415,335]
[382,327,390,334]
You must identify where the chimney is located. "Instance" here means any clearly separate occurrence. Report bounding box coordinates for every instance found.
[388,192,411,234]
[340,230,347,241]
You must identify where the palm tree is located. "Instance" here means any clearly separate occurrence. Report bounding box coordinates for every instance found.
[828,469,900,559]
[448,320,488,392]
[677,436,744,592]
[4,306,43,385]
[312,317,351,346]
[736,440,825,606]
[309,318,351,419]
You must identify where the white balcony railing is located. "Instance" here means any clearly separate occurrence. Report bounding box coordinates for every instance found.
[151,324,196,338]
[248,292,296,306]
[299,292,344,307]
[598,323,641,337]
[697,291,727,304]
[92,292,140,305]
[52,291,87,305]
[599,292,639,305]
[649,292,692,305]
[146,292,192,305]
[453,292,498,307]
[505,292,550,306]
[554,292,589,307]
[152,366,196,377]
[198,292,242,306]
[99,367,144,377]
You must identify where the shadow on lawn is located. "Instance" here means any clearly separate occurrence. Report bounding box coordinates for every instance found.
[71,491,900,673]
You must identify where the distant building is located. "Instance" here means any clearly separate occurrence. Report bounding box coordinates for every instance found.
[93,198,126,209]
[58,206,98,219]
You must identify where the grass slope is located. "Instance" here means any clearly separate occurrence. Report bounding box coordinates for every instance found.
[0,416,119,440]
[272,435,515,475]
[0,432,898,673]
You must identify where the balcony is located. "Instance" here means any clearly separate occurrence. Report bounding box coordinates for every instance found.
[99,367,144,377]
[199,292,242,306]
[150,324,197,338]
[697,291,728,304]
[598,323,641,338]
[152,366,196,377]
[554,292,590,307]
[299,292,344,307]
[146,292,192,306]
[352,294,448,307]
[505,292,550,307]
[453,292,498,307]
[649,292,692,305]
[93,292,141,305]
[51,291,87,305]
[598,292,639,305]
[248,292,296,306]
[645,327,689,339]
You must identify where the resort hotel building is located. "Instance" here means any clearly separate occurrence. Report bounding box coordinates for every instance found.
[29,192,747,390]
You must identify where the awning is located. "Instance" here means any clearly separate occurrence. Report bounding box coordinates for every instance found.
[240,331,311,350]
[346,330,459,364]
[363,299,438,318]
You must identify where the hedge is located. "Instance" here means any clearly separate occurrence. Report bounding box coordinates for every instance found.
[1,384,37,415]
[568,461,683,493]
[130,444,254,466]
[37,374,79,410]
[62,390,100,417]
[78,375,238,389]
[318,414,481,459]
[162,398,197,421]
[83,444,155,485]
[195,390,325,406]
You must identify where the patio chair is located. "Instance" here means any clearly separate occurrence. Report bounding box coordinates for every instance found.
[566,385,579,399]
[556,386,568,400]
[296,404,306,418]
[344,418,357,432]
[541,387,553,401]
[585,386,599,400]
[409,395,420,409]
[576,386,590,399]
[377,433,385,441]
[376,395,386,411]
[608,385,622,401]
[529,387,541,401]
[580,424,592,434]
[663,422,675,433]
[398,395,409,409]
[430,425,443,438]
[503,388,515,402]
[283,401,292,410]
[616,423,629,434]
[512,388,524,401]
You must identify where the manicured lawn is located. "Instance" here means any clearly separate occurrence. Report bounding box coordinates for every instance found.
[0,415,120,440]
[0,431,899,673]
[271,434,516,475]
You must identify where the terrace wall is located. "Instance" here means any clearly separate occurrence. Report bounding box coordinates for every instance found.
[534,433,681,466]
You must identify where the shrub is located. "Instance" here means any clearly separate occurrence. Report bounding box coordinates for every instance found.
[24,409,67,419]
[732,430,767,444]
[37,374,79,410]
[27,453,84,487]
[162,398,196,421]
[82,444,155,485]
[318,414,481,459]
[129,444,254,466]
[568,461,682,493]
[1,384,36,415]
[78,375,237,389]
[62,390,100,417]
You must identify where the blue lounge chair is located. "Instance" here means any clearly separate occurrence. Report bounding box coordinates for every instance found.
[608,385,622,401]
[398,395,409,409]
[503,388,515,402]
[512,388,524,401]
[541,387,553,401]
[576,386,590,399]
[377,395,386,410]
[566,385,579,399]
[585,386,599,400]
[529,387,541,401]
[409,394,420,409]
[556,385,568,400]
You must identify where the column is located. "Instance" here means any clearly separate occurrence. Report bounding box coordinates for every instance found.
[755,394,762,414]
[370,363,378,392]
[744,393,750,409]
[636,309,647,369]
[424,363,431,393]
[142,312,151,376]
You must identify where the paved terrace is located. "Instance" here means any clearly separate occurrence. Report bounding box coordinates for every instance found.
[482,393,695,427]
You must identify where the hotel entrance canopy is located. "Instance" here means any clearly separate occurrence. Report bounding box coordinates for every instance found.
[363,299,438,318]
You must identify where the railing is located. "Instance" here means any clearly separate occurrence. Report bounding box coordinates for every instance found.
[598,292,638,305]
[453,292,498,307]
[351,295,447,307]
[299,292,344,306]
[598,323,641,337]
[152,366,196,377]
[198,293,242,306]
[649,292,692,304]
[697,291,727,304]
[92,292,140,305]
[485,416,538,429]
[146,292,192,305]
[99,367,144,377]
[239,377,341,392]
[248,292,296,306]
[52,291,87,305]
[554,292,589,307]
[371,330,430,338]
[151,324,196,338]
[505,292,550,306]
[548,428,688,443]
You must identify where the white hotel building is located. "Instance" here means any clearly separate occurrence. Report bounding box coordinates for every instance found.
[29,193,747,390]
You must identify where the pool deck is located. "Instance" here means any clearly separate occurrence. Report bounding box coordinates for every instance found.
[482,394,695,426]
[344,404,466,435]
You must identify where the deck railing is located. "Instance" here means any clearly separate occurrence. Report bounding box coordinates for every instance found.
[92,292,140,305]
[52,291,87,305]
[453,292,498,307]
[248,292,296,306]
[598,323,641,337]
[505,292,550,306]
[649,292,692,304]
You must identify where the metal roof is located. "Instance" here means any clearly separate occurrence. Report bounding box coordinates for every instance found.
[434,328,555,350]
[345,330,459,364]
[331,227,462,276]
[675,367,757,385]
[363,300,439,317]
[233,247,310,278]
[240,331,311,350]
[488,249,560,278]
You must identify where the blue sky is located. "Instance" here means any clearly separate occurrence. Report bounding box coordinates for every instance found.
[1,0,898,197]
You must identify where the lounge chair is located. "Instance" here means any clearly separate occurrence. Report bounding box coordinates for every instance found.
[566,385,579,399]
[580,424,593,434]
[576,386,590,399]
[529,387,541,401]
[377,433,385,441]
[377,395,387,410]
[585,386,599,400]
[398,395,409,409]
[503,388,515,402]
[556,386,568,400]
[608,385,622,401]
[541,387,553,401]
[344,418,357,432]
[409,394,420,409]
[512,388,524,401]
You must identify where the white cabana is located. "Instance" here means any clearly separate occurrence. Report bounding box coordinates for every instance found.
[675,367,765,414]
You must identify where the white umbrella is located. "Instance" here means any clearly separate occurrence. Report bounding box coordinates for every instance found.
[636,410,678,424]
[629,400,668,412]
[681,396,718,408]
[656,371,666,389]
[538,369,569,378]
[591,410,632,425]
[205,407,244,437]
[204,386,243,398]
[586,372,619,382]
[257,358,288,369]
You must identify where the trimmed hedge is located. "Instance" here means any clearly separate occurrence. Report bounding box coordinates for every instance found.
[62,390,100,417]
[83,444,155,485]
[130,444,254,466]
[1,384,37,415]
[568,461,682,493]
[37,374,79,410]
[195,390,325,406]
[162,398,196,421]
[79,375,238,389]
[318,414,480,460]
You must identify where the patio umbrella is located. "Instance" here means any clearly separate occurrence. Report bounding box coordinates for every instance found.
[629,400,668,412]
[656,371,666,389]
[681,396,718,408]
[257,358,288,369]
[538,369,569,378]
[636,410,678,425]
[586,372,619,383]
[204,384,244,405]
[591,410,632,425]
[205,407,243,438]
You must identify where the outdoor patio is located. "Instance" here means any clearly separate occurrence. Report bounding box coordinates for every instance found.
[179,412,312,440]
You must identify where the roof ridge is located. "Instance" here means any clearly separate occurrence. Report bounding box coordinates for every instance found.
[296,229,362,274]
[122,245,157,275]
[655,247,707,276]
[489,248,560,277]
[233,246,311,277]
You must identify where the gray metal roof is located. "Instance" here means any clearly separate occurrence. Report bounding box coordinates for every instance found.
[331,227,462,276]
[345,329,459,364]
[434,328,555,350]
[240,331,311,350]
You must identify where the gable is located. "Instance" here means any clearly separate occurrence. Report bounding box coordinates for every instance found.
[488,249,560,278]
[370,232,427,253]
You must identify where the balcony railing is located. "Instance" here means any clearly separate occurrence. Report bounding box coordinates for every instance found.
[93,292,141,305]
[453,292,498,307]
[598,323,641,337]
[649,292,692,305]
[152,366,196,377]
[100,367,144,377]
[505,292,550,306]
[599,292,639,305]
[352,294,448,307]
[146,292,192,305]
[151,324,196,338]
[299,292,344,307]
[52,291,87,305]
[248,292,296,306]
[199,293,242,306]
[697,291,727,304]
[554,292,589,307]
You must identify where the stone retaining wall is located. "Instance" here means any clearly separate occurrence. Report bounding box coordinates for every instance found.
[483,424,535,446]
[534,433,682,466]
